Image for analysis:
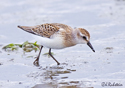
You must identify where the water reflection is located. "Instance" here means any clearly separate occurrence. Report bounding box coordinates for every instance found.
[27,64,74,81]
[33,83,94,88]
[27,64,92,88]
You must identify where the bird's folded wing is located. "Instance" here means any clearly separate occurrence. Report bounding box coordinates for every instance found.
[18,23,60,38]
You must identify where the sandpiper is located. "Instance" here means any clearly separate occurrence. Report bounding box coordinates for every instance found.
[18,23,95,66]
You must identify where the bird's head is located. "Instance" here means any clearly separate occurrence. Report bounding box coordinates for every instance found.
[77,28,95,52]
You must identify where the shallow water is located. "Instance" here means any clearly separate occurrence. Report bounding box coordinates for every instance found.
[0,0,125,88]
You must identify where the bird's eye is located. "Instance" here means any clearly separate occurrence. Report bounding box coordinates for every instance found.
[83,36,87,40]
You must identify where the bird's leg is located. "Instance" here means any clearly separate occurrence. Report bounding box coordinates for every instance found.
[49,48,60,65]
[33,46,43,66]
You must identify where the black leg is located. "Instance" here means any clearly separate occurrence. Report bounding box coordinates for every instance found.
[33,46,43,66]
[49,48,60,65]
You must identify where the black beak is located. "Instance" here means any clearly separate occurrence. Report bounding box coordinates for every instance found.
[87,41,95,52]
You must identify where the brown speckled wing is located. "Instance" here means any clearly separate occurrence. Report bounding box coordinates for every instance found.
[18,23,60,38]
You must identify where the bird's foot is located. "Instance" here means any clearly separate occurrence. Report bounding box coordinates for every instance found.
[33,60,40,67]
[57,62,60,65]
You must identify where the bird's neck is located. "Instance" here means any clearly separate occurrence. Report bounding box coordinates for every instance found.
[71,28,81,44]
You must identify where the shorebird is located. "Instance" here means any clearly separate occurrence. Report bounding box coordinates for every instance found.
[18,23,95,66]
